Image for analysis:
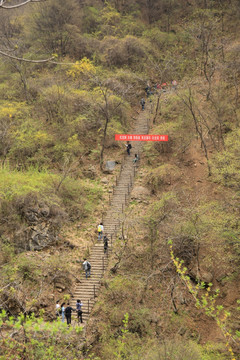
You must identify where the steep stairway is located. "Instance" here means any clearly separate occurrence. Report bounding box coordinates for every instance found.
[70,104,151,327]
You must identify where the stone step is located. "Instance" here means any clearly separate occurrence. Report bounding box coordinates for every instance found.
[74,289,99,294]
[74,287,100,292]
[70,102,151,326]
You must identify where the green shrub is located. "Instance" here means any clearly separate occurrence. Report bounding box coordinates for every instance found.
[0,167,59,201]
[145,164,181,192]
[211,129,240,189]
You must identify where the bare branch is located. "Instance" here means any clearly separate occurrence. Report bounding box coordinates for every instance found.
[0,49,54,63]
[0,0,43,9]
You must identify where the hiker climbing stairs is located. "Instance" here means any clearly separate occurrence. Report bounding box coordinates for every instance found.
[70,103,152,327]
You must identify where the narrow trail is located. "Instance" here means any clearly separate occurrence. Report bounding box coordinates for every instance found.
[70,102,153,333]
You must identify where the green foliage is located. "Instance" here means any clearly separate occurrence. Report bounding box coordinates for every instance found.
[0,241,15,265]
[146,191,178,223]
[169,244,240,360]
[17,255,41,282]
[129,308,152,337]
[99,312,144,360]
[59,177,103,218]
[143,27,177,49]
[107,276,141,304]
[31,0,80,56]
[0,311,83,360]
[146,340,226,360]
[0,167,58,201]
[145,164,181,192]
[1,1,240,358]
[9,119,53,165]
[144,108,193,161]
[82,6,100,34]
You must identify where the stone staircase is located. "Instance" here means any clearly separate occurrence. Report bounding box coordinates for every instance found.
[70,104,151,328]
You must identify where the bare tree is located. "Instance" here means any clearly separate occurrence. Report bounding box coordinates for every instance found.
[148,58,175,124]
[92,78,131,171]
[180,88,212,176]
[0,117,12,165]
[0,2,54,63]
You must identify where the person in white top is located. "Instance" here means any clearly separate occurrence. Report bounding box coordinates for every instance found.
[83,258,91,278]
[56,300,61,318]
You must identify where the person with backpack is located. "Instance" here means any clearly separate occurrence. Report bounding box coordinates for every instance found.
[64,303,75,325]
[133,154,139,164]
[76,299,83,324]
[125,141,132,156]
[103,235,109,254]
[98,222,104,240]
[61,302,65,323]
[83,258,91,278]
[140,98,145,110]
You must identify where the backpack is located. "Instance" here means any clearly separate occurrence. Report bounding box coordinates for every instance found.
[87,262,91,270]
[98,225,102,232]
[65,306,71,315]
[128,144,132,149]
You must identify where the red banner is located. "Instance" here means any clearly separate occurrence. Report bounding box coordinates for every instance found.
[115,134,168,141]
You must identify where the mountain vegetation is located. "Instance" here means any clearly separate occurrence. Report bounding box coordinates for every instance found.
[0,0,240,359]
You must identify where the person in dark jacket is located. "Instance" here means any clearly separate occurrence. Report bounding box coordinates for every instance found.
[125,141,132,155]
[103,235,109,254]
[64,303,75,325]
[140,98,145,110]
[76,299,83,324]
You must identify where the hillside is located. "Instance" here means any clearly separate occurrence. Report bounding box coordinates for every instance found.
[0,0,240,359]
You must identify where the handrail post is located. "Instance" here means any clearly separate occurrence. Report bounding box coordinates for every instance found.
[111,234,113,247]
[125,193,127,205]
[122,203,124,213]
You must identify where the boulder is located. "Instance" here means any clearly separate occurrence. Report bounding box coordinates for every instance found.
[83,165,97,179]
[131,186,151,201]
[200,271,213,284]
[105,161,116,173]
[101,177,108,184]
[55,283,66,291]
[189,267,213,284]
[29,224,57,251]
